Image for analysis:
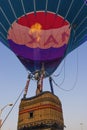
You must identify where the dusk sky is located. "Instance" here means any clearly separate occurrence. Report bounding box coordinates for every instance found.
[0,41,87,130]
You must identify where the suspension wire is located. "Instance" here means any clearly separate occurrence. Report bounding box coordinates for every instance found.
[53,58,66,87]
[77,34,87,45]
[74,34,87,48]
[8,0,17,20]
[33,0,36,15]
[55,0,61,15]
[1,2,18,44]
[0,87,25,129]
[52,48,79,92]
[45,0,48,12]
[0,7,11,26]
[58,58,66,86]
[73,16,86,42]
[74,27,87,42]
[0,32,7,40]
[0,23,8,33]
[71,3,85,26]
[75,17,87,31]
[53,58,65,77]
[23,75,31,98]
[64,0,75,19]
[20,0,26,15]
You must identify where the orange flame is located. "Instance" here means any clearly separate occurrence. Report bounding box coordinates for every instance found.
[29,23,42,42]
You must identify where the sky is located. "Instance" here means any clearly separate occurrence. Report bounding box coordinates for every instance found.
[0,41,87,130]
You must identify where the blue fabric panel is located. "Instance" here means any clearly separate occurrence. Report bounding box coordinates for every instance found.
[58,0,72,17]
[47,0,59,12]
[21,0,34,13]
[36,0,46,11]
[65,0,84,23]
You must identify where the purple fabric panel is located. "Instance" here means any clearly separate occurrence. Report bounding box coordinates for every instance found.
[8,40,67,61]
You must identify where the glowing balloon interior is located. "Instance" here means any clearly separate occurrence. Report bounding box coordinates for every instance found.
[0,0,87,77]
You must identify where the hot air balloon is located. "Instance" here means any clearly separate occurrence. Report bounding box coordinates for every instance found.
[0,0,87,130]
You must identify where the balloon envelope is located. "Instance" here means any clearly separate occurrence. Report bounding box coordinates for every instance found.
[0,0,87,76]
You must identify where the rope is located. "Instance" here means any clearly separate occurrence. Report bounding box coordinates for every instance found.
[53,58,65,77]
[71,3,85,26]
[74,27,87,42]
[75,17,87,31]
[0,4,18,44]
[20,0,26,14]
[56,0,61,15]
[74,33,87,47]
[64,0,75,19]
[53,58,66,87]
[45,0,48,12]
[0,32,7,40]
[0,7,11,26]
[0,87,25,129]
[53,59,66,86]
[58,59,66,86]
[0,23,8,33]
[52,48,79,92]
[33,0,36,15]
[23,75,31,98]
[8,0,17,20]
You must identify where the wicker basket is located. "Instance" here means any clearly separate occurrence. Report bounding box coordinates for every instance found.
[18,91,64,130]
